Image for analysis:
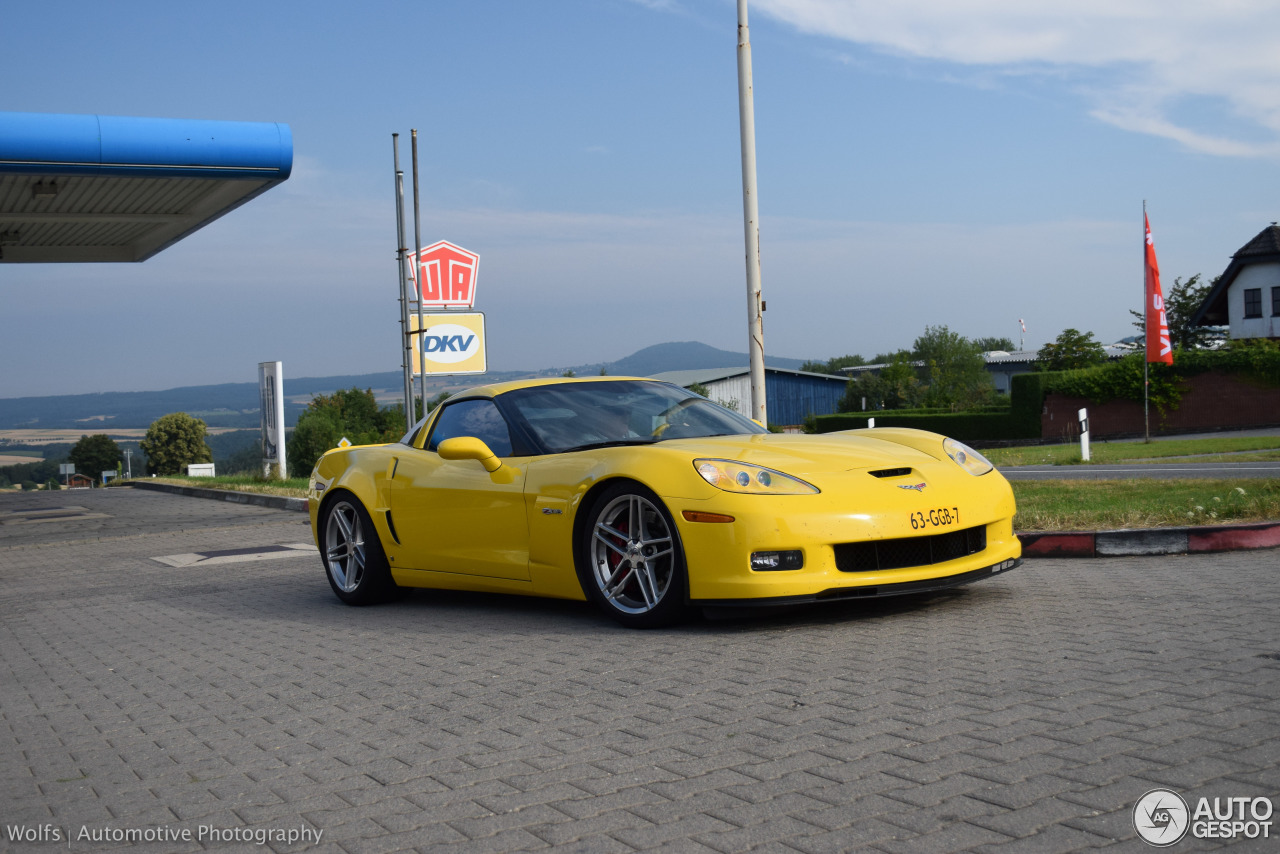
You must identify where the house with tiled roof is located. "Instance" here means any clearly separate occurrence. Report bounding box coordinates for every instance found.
[1190,223,1280,341]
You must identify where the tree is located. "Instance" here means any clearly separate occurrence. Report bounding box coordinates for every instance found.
[1037,328,1106,371]
[68,434,122,484]
[287,387,406,476]
[913,325,994,410]
[1128,274,1226,351]
[799,354,866,376]
[972,336,1016,353]
[141,413,214,475]
[688,382,710,398]
[288,411,341,476]
[839,352,924,411]
[427,390,451,413]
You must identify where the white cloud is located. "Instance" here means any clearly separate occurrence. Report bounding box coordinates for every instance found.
[749,0,1280,156]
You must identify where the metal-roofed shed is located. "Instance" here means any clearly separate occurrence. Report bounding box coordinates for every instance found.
[650,367,848,427]
[0,111,292,263]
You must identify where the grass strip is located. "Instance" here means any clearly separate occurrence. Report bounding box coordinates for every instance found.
[986,436,1280,467]
[137,475,310,497]
[1011,479,1280,530]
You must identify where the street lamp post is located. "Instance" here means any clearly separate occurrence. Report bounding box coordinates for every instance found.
[736,0,767,425]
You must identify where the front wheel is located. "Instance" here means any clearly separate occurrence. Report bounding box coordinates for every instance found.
[319,494,399,605]
[579,482,688,628]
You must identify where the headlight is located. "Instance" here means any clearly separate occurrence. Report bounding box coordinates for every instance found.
[943,438,994,476]
[694,459,819,494]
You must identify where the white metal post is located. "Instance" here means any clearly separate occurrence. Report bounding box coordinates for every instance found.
[1078,407,1090,462]
[737,0,767,425]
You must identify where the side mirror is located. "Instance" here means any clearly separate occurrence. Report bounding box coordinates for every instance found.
[437,436,502,472]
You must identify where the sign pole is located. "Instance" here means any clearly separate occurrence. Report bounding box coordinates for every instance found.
[412,130,427,422]
[737,0,767,425]
[393,135,414,432]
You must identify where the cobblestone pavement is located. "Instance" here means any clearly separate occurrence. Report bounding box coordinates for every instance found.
[1,489,1277,853]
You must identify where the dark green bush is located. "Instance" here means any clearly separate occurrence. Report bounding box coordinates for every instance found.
[811,409,1032,441]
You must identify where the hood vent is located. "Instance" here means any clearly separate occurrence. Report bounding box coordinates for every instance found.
[869,467,912,479]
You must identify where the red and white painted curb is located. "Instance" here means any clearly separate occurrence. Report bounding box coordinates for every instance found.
[1019,521,1280,558]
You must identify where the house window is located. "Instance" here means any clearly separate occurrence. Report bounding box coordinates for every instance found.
[1243,288,1262,318]
[1273,286,1280,317]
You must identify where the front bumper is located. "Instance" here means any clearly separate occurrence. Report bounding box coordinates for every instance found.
[669,471,1021,602]
[692,556,1021,607]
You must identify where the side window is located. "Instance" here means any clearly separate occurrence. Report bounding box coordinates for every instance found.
[426,399,514,457]
[1243,287,1262,318]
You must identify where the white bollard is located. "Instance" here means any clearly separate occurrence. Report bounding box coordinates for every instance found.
[1078,407,1090,461]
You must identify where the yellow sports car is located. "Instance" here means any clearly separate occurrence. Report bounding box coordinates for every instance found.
[308,377,1020,627]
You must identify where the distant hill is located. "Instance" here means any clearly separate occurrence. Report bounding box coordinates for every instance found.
[0,342,813,430]
[603,341,807,376]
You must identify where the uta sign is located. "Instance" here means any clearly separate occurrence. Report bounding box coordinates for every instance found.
[409,240,479,309]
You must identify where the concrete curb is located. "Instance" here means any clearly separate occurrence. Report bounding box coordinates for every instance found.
[126,482,1278,558]
[128,480,308,513]
[1018,521,1280,557]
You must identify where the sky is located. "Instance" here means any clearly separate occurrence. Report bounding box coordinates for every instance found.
[3,0,1279,398]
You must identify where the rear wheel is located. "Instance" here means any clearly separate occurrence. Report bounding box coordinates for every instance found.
[319,494,399,605]
[579,482,687,628]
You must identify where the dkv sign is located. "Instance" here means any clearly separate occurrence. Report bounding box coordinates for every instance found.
[410,312,486,376]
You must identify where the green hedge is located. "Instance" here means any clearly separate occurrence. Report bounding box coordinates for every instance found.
[1009,371,1054,438]
[811,344,1280,442]
[1040,344,1280,415]
[812,408,1035,441]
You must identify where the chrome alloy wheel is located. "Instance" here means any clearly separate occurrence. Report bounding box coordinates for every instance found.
[589,492,675,614]
[324,499,367,594]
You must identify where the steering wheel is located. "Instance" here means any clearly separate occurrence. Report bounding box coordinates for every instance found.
[651,397,704,437]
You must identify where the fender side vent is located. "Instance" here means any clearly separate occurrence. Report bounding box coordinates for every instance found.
[385,510,400,545]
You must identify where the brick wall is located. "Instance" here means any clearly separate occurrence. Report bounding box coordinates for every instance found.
[1042,371,1280,440]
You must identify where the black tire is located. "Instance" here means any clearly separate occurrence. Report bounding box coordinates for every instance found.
[577,481,688,628]
[318,493,399,605]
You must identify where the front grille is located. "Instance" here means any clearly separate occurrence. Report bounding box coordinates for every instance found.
[834,525,986,572]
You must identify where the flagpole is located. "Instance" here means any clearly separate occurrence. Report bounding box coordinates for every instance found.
[1143,200,1150,443]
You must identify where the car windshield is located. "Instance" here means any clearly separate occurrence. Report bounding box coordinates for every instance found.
[501,380,766,453]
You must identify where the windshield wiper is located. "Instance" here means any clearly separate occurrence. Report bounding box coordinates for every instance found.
[559,438,657,453]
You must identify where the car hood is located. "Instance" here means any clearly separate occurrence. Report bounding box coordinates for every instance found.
[658,432,945,476]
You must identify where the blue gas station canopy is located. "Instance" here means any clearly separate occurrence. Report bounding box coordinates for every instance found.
[0,111,292,262]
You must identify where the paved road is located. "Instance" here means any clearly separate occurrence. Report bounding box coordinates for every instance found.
[1001,461,1280,480]
[2,488,1277,853]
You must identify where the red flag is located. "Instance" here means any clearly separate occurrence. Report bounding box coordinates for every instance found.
[1144,213,1174,364]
